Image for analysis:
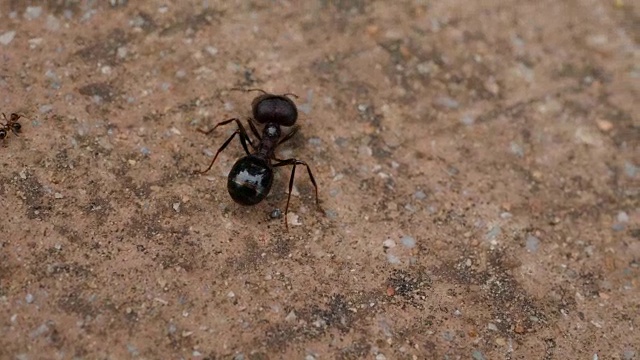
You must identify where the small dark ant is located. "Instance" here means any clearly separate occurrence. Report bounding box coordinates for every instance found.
[196,89,320,229]
[0,113,22,140]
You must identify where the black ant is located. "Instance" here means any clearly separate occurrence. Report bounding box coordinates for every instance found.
[1,113,22,140]
[195,89,320,229]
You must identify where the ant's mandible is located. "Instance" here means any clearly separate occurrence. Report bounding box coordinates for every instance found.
[0,113,22,140]
[195,89,320,229]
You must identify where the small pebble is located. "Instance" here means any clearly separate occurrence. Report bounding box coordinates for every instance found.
[617,211,629,223]
[472,350,486,360]
[442,331,454,341]
[287,212,302,226]
[500,212,513,219]
[510,142,525,157]
[461,114,475,126]
[54,193,63,199]
[285,311,297,322]
[324,209,337,219]
[205,46,218,56]
[624,162,638,178]
[413,190,427,200]
[375,354,387,360]
[487,323,498,331]
[24,6,43,20]
[401,236,416,249]
[383,239,396,249]
[386,254,400,264]
[526,235,539,252]
[39,104,53,113]
[227,291,235,298]
[596,119,613,132]
[26,294,34,304]
[0,31,17,46]
[305,355,316,360]
[485,226,501,241]
[434,96,459,110]
[270,209,282,219]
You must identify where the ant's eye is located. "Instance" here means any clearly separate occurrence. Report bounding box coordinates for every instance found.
[13,123,21,131]
[0,130,6,139]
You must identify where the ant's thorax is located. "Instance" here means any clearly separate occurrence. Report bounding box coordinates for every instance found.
[255,122,282,160]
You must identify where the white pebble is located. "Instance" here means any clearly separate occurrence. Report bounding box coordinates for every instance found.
[0,31,16,45]
[383,239,396,249]
[401,236,416,249]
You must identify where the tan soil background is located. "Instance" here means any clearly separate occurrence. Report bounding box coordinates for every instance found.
[1,1,639,359]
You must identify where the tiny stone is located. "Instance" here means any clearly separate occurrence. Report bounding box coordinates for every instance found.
[510,142,525,157]
[26,294,34,304]
[227,291,235,298]
[39,104,53,113]
[487,323,498,331]
[442,331,454,341]
[287,212,302,226]
[526,235,539,252]
[25,6,43,20]
[205,46,218,56]
[413,190,427,200]
[472,350,486,360]
[308,137,322,146]
[305,355,316,360]
[461,114,475,126]
[0,31,17,45]
[117,46,128,58]
[285,311,297,322]
[401,236,416,249]
[386,254,400,264]
[324,209,337,219]
[54,193,63,199]
[485,226,501,241]
[616,211,629,223]
[270,209,282,219]
[434,96,459,110]
[596,119,613,132]
[172,202,180,212]
[46,15,61,31]
[376,354,387,360]
[624,162,638,178]
[383,239,396,249]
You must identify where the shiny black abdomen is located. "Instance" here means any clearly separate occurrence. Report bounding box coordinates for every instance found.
[227,155,273,205]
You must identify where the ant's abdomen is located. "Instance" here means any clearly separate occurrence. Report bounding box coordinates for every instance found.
[227,155,273,206]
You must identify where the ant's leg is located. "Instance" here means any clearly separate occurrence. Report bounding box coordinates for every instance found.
[247,118,262,141]
[196,130,247,174]
[230,87,268,95]
[277,125,299,145]
[273,158,320,229]
[198,117,255,150]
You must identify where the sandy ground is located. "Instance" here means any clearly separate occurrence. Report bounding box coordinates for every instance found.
[1,1,639,359]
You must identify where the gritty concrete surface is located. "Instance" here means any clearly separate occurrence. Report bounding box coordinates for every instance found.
[1,1,639,359]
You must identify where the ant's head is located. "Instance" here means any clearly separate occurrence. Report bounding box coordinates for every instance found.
[252,94,298,127]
